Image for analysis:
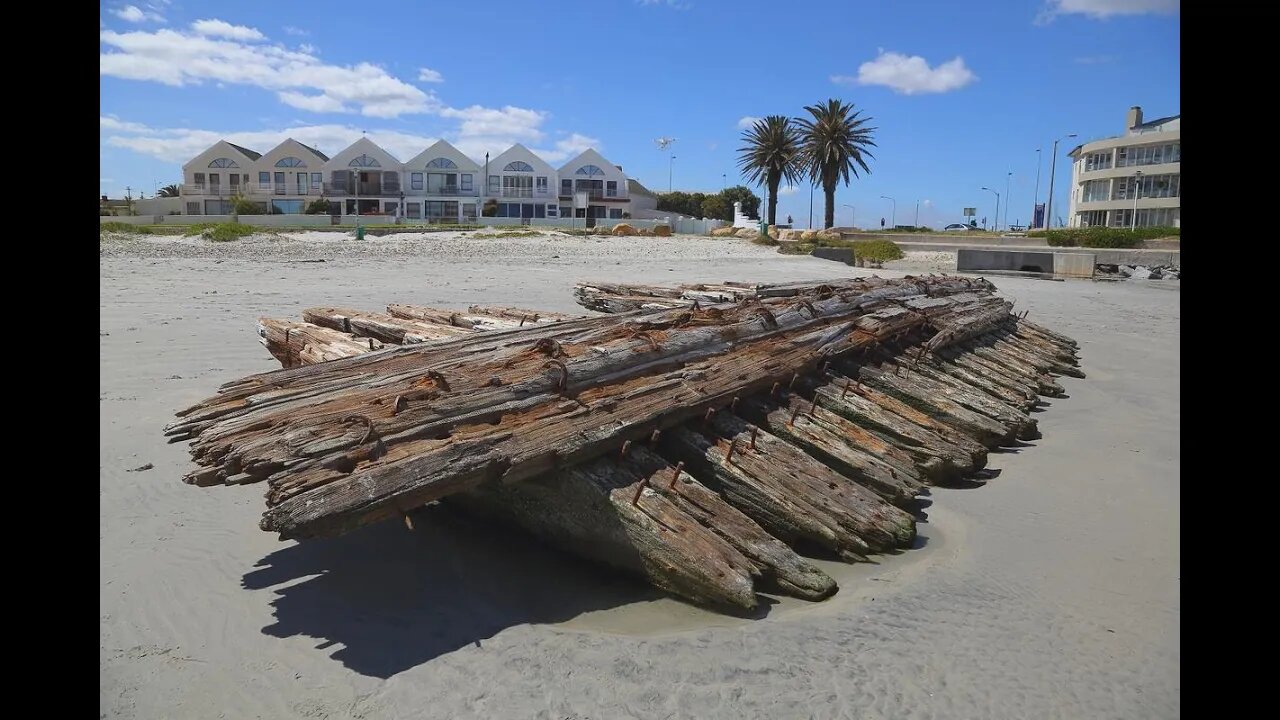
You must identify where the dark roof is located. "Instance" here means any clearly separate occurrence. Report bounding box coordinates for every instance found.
[627,178,656,197]
[299,143,330,161]
[227,142,262,160]
[1136,113,1179,130]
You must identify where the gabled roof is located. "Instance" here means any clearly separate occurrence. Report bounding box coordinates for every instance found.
[403,139,481,171]
[487,143,556,173]
[298,143,329,161]
[325,136,403,167]
[1136,113,1179,130]
[557,147,622,176]
[227,142,262,160]
[627,178,656,197]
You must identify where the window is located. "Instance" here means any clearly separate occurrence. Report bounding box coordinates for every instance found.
[209,173,220,189]
[560,206,572,217]
[1082,179,1109,203]
[609,208,623,219]
[536,176,548,194]
[488,175,500,193]
[194,173,205,187]
[575,164,605,176]
[406,202,421,219]
[349,154,381,167]
[275,157,306,167]
[208,158,239,168]
[561,179,573,196]
[330,171,347,193]
[426,157,458,168]
[259,171,270,189]
[547,205,558,217]
[462,203,477,221]
[460,174,473,192]
[534,204,545,219]
[411,173,423,190]
[428,172,457,193]
[271,199,305,214]
[1083,152,1112,172]
[502,175,533,197]
[503,161,533,172]
[229,174,240,190]
[311,173,322,190]
[606,180,618,197]
[384,201,399,214]
[186,201,200,215]
[382,171,400,192]
[297,173,307,194]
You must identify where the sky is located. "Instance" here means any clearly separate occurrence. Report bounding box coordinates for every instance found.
[100,0,1180,229]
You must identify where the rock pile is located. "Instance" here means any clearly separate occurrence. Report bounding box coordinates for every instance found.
[1095,264,1181,280]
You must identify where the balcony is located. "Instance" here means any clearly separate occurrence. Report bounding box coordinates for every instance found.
[321,183,403,197]
[247,185,324,197]
[557,189,628,201]
[181,184,238,196]
[406,185,479,197]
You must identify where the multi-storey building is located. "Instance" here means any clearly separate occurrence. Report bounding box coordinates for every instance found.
[179,137,632,224]
[1067,106,1180,229]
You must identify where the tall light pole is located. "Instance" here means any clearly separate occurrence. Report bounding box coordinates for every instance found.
[669,155,676,193]
[879,195,895,228]
[722,173,727,190]
[980,186,999,231]
[1131,170,1143,230]
[841,203,855,228]
[809,185,815,228]
[1032,148,1042,228]
[1044,133,1077,230]
[1003,171,1012,231]
[914,199,920,228]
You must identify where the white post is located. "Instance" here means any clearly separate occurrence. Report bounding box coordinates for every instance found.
[1131,171,1143,230]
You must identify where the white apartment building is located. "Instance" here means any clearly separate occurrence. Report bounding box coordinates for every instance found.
[1067,106,1180,229]
[179,137,633,224]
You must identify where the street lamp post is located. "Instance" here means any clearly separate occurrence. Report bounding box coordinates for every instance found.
[841,203,855,228]
[914,199,920,228]
[1032,148,1042,228]
[722,173,727,190]
[669,155,676,192]
[809,185,814,229]
[1044,133,1077,230]
[353,170,360,233]
[980,186,1000,232]
[1003,172,1012,230]
[879,195,896,228]
[1131,170,1143,230]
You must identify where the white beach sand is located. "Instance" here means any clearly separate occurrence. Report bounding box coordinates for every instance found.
[100,230,1179,719]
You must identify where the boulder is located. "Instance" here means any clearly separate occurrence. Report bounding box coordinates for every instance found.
[611,223,636,236]
[735,228,758,239]
[653,224,672,237]
[1129,266,1152,280]
[710,226,738,237]
[816,230,842,242]
[800,230,818,242]
[778,229,806,241]
[767,224,780,240]
[638,227,654,236]
[1118,265,1136,277]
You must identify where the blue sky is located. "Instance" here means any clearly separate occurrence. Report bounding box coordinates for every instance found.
[100,0,1179,229]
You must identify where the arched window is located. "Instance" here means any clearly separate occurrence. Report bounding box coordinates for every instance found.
[503,161,533,172]
[426,157,458,169]
[349,154,381,167]
[575,164,605,176]
[208,158,239,168]
[275,157,306,167]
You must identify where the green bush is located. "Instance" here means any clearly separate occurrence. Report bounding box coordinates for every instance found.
[100,221,151,234]
[305,199,333,215]
[1042,226,1179,248]
[849,239,905,264]
[751,233,779,246]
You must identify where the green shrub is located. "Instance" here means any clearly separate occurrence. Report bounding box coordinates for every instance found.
[1043,226,1179,248]
[751,233,779,246]
[849,239,905,263]
[305,199,333,215]
[100,221,151,234]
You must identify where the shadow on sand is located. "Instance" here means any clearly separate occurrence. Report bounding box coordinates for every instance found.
[243,505,670,678]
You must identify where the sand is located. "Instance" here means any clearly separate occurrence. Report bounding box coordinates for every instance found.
[100,230,1179,719]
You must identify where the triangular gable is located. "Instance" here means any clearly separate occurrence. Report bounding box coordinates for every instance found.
[557,148,619,176]
[258,138,327,170]
[182,140,260,170]
[403,139,481,172]
[486,143,556,176]
[324,136,402,170]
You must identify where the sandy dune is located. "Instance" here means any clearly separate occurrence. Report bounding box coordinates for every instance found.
[100,230,1179,719]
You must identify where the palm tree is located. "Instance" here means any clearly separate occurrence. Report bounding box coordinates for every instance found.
[158,183,180,198]
[736,115,802,226]
[796,99,877,229]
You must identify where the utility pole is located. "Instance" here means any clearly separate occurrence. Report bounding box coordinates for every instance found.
[1045,133,1077,231]
[1032,148,1042,228]
[914,199,920,228]
[669,155,676,193]
[1131,171,1143,230]
[1004,171,1012,231]
[809,185,814,229]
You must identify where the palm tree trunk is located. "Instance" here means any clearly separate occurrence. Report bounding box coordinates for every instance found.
[823,184,836,229]
[766,172,780,226]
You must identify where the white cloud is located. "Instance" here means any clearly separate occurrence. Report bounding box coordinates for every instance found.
[536,133,602,163]
[278,92,348,113]
[737,116,761,130]
[1038,0,1178,22]
[439,105,548,158]
[779,185,799,196]
[190,19,266,41]
[100,24,438,117]
[417,67,444,83]
[283,25,308,36]
[298,43,317,54]
[111,5,164,23]
[835,50,977,95]
[100,115,154,133]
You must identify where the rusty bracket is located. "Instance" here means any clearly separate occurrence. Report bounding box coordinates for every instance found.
[724,438,738,464]
[631,475,651,505]
[748,425,759,450]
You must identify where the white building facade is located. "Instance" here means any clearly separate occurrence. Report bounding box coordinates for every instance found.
[179,137,633,225]
[1066,107,1180,229]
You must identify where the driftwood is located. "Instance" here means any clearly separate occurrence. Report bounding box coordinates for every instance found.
[257,319,385,369]
[170,275,1086,612]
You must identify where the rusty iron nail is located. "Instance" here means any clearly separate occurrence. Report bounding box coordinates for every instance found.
[749,425,759,450]
[789,372,800,391]
[725,438,738,464]
[650,429,661,443]
[771,382,781,397]
[808,398,818,417]
[284,328,291,343]
[519,314,528,327]
[730,396,740,413]
[619,440,632,460]
[631,476,651,505]
[789,405,802,426]
[704,407,716,425]
[668,461,685,490]
[368,338,375,350]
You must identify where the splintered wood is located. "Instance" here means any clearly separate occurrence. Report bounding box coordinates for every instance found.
[170,275,1083,612]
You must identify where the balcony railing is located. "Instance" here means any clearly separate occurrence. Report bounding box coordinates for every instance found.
[405,186,479,197]
[557,189,628,201]
[321,183,403,197]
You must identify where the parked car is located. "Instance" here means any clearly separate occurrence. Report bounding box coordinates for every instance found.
[942,223,974,232]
